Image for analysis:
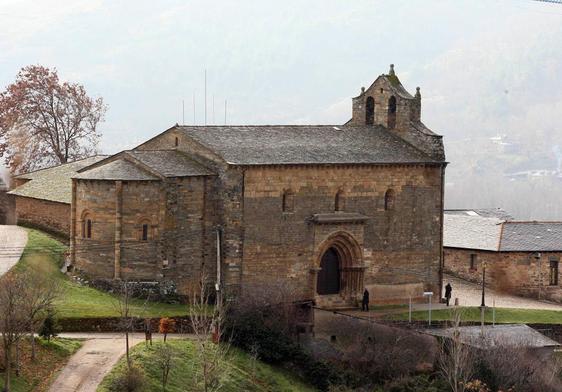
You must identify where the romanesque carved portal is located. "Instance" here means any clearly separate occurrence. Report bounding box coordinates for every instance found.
[316,232,365,299]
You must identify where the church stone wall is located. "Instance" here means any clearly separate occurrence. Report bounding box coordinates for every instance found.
[73,176,218,295]
[0,189,15,225]
[240,164,443,303]
[14,196,68,235]
[74,180,118,278]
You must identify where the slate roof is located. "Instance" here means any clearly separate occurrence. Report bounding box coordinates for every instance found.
[500,222,562,252]
[126,150,214,177]
[8,156,108,204]
[444,214,562,252]
[74,159,160,181]
[175,125,441,165]
[444,215,503,251]
[427,324,560,349]
[75,150,214,180]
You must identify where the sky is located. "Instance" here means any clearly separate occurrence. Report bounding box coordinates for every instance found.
[1,0,561,157]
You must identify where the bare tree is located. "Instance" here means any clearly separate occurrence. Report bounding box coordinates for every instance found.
[189,272,230,392]
[154,342,178,391]
[438,308,475,392]
[0,65,107,174]
[21,269,61,361]
[113,280,135,370]
[0,273,28,392]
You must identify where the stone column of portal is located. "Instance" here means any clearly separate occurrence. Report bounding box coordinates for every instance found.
[70,179,77,265]
[114,180,123,279]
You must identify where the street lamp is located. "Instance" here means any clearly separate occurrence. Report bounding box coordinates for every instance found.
[480,261,487,308]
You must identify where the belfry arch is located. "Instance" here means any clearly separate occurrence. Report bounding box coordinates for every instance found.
[314,231,365,300]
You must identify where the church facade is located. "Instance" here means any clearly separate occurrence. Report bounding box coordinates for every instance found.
[70,65,446,306]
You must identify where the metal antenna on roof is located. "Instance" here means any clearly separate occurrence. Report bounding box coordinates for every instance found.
[224,99,227,125]
[182,99,185,125]
[192,91,196,125]
[212,95,215,125]
[204,69,207,125]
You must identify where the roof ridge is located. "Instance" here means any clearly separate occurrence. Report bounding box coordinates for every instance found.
[505,221,562,224]
[497,221,506,251]
[15,155,109,178]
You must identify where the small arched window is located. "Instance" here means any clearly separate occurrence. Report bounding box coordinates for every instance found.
[174,137,179,147]
[384,189,395,211]
[335,189,345,212]
[282,189,295,213]
[387,96,397,129]
[139,219,151,241]
[81,213,93,239]
[365,96,374,125]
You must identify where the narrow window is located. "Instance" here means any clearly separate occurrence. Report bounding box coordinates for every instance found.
[470,254,477,271]
[86,219,92,239]
[550,259,559,286]
[365,96,374,125]
[384,189,395,211]
[335,189,344,211]
[142,223,149,241]
[387,96,397,129]
[174,137,179,147]
[282,190,295,213]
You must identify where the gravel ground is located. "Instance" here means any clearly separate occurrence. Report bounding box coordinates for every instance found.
[443,274,562,311]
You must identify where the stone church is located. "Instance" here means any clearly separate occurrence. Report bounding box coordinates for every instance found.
[70,65,446,307]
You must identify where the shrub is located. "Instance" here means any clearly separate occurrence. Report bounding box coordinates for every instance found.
[39,312,59,341]
[107,366,145,392]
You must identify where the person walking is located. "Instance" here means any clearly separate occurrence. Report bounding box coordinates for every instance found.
[445,282,452,307]
[362,288,370,311]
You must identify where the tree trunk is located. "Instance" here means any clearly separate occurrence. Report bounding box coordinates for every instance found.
[4,344,11,392]
[125,331,130,369]
[30,333,36,361]
[15,342,20,377]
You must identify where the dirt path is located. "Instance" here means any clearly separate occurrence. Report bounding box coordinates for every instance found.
[0,225,28,276]
[49,333,145,392]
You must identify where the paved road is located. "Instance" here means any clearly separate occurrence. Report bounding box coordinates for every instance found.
[49,333,185,392]
[0,225,28,276]
[444,274,562,311]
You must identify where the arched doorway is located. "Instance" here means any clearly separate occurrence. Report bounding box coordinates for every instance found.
[317,248,341,295]
[314,232,366,301]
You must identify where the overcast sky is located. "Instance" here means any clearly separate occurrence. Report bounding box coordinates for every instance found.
[1,0,562,155]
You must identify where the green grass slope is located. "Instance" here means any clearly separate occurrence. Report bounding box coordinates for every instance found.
[15,229,187,319]
[98,340,316,392]
[387,306,562,324]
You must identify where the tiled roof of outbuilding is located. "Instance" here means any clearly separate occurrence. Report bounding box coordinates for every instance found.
[500,222,562,252]
[176,125,441,165]
[444,215,503,251]
[444,214,562,252]
[8,156,107,204]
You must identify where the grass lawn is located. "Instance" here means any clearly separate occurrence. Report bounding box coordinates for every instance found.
[0,338,82,392]
[97,339,316,392]
[14,229,188,319]
[386,306,562,324]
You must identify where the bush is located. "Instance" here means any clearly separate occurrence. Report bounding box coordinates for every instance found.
[107,366,145,392]
[39,312,59,341]
[474,346,562,392]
